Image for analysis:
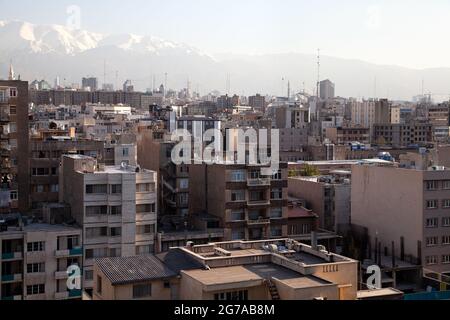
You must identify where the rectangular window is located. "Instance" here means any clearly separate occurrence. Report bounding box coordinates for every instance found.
[109,248,121,257]
[443,236,450,245]
[27,263,45,273]
[136,245,153,255]
[231,190,245,202]
[97,276,102,294]
[426,237,439,247]
[110,227,121,237]
[27,284,45,296]
[271,226,283,237]
[427,200,438,209]
[271,189,283,200]
[214,290,248,301]
[86,184,107,194]
[179,179,189,189]
[443,181,450,190]
[136,204,155,214]
[443,255,450,264]
[111,184,122,194]
[110,206,122,216]
[27,242,45,252]
[137,224,155,235]
[230,210,245,221]
[133,284,152,299]
[426,218,438,228]
[272,170,282,180]
[426,256,438,265]
[444,217,450,227]
[85,270,94,281]
[32,168,49,176]
[426,181,439,190]
[85,248,108,259]
[444,200,450,209]
[270,208,283,219]
[10,191,18,201]
[85,227,108,239]
[230,170,246,182]
[86,206,108,216]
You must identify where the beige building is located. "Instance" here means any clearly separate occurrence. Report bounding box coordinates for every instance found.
[59,155,157,291]
[93,239,359,300]
[0,223,82,300]
[352,164,450,274]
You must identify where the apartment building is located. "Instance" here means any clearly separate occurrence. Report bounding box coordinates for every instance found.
[373,120,433,147]
[248,94,267,112]
[352,164,450,274]
[0,80,29,213]
[93,238,358,300]
[325,126,370,145]
[288,172,351,233]
[29,134,104,212]
[428,103,450,142]
[0,222,82,300]
[59,155,157,291]
[189,163,289,241]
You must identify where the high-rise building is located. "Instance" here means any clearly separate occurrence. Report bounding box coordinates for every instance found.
[248,94,267,112]
[0,80,30,213]
[82,78,98,91]
[320,80,335,101]
[59,155,158,292]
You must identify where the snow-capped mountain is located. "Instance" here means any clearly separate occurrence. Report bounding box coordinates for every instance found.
[1,20,450,101]
[0,20,208,56]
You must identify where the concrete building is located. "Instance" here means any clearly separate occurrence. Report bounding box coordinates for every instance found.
[93,238,359,300]
[428,103,450,142]
[320,80,335,101]
[0,80,29,213]
[248,94,267,112]
[288,172,351,233]
[325,126,370,145]
[373,120,433,147]
[82,78,98,91]
[59,155,157,291]
[352,164,450,274]
[189,163,289,241]
[0,222,83,300]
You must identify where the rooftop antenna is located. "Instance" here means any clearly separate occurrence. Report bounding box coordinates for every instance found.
[316,49,321,100]
[226,73,231,95]
[287,80,291,99]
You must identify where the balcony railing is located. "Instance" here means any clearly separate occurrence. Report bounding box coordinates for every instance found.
[247,199,271,207]
[68,289,82,298]
[247,178,271,187]
[247,218,271,226]
[55,247,83,257]
[1,252,23,260]
[1,274,22,282]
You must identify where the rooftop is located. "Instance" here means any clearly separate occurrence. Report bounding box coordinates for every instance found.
[96,255,177,285]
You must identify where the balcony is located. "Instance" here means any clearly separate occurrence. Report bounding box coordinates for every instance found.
[247,199,271,207]
[247,178,271,187]
[55,271,69,280]
[55,247,83,258]
[1,252,23,260]
[54,292,69,300]
[1,274,22,282]
[247,218,271,226]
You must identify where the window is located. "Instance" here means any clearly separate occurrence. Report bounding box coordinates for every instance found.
[36,185,45,193]
[137,224,155,235]
[271,226,283,237]
[9,88,17,97]
[426,218,438,228]
[426,237,438,247]
[426,181,438,190]
[86,184,107,194]
[109,248,121,257]
[85,248,108,259]
[85,270,94,281]
[32,168,49,176]
[110,206,122,216]
[27,263,45,274]
[137,183,154,193]
[85,227,108,239]
[443,236,450,245]
[230,170,246,182]
[27,284,45,296]
[271,189,283,200]
[133,284,152,299]
[214,290,248,301]
[443,255,450,264]
[164,282,171,289]
[179,179,189,189]
[97,276,102,295]
[86,206,108,216]
[270,208,283,219]
[10,191,18,201]
[110,227,121,237]
[231,190,246,202]
[443,217,450,227]
[122,148,129,157]
[231,210,245,221]
[50,184,59,193]
[27,242,45,252]
[111,184,122,194]
[9,106,16,115]
[272,170,282,180]
[136,204,155,214]
[426,256,438,265]
[444,200,450,209]
[444,181,450,190]
[231,230,245,240]
[427,200,438,209]
[136,245,153,255]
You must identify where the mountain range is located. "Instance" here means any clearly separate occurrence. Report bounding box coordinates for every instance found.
[1,20,449,101]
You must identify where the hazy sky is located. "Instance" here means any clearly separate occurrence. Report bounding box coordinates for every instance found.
[1,0,449,69]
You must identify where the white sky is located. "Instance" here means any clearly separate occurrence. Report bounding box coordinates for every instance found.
[1,0,449,69]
